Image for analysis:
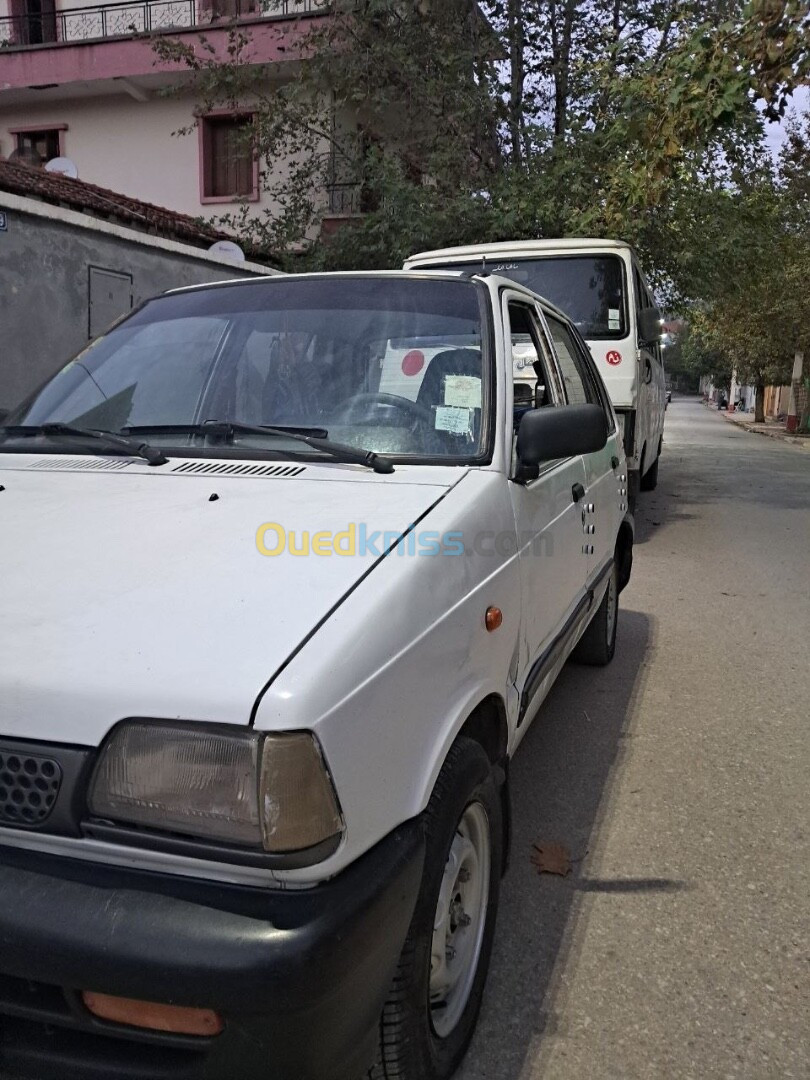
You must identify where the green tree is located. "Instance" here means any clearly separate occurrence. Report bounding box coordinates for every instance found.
[155,0,500,260]
[680,319,734,393]
[675,105,810,421]
[156,0,809,298]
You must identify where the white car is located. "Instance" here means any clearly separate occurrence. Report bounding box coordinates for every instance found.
[0,271,633,1080]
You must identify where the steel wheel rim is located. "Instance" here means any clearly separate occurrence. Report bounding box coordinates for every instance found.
[429,800,491,1039]
[606,566,618,644]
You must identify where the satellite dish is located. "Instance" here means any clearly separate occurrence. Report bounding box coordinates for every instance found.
[45,157,79,179]
[208,240,246,264]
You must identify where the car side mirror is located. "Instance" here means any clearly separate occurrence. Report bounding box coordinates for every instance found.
[515,404,608,483]
[638,307,662,345]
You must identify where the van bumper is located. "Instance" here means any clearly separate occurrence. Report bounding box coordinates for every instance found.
[0,821,424,1080]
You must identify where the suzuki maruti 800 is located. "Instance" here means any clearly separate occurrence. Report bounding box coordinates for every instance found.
[0,272,632,1080]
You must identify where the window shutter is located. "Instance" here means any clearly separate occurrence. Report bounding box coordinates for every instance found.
[235,121,253,195]
[205,115,254,198]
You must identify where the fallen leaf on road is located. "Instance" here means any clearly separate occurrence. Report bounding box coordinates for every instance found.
[531,843,572,877]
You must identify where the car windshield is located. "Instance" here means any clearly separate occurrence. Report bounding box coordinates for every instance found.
[424,255,626,339]
[7,277,489,462]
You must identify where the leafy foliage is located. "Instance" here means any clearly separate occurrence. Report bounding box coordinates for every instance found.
[157,0,810,377]
[677,107,809,415]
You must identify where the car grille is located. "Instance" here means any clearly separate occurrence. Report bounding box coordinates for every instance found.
[0,751,62,826]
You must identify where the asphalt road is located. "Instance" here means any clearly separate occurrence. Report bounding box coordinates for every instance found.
[2,400,808,1080]
[457,398,810,1080]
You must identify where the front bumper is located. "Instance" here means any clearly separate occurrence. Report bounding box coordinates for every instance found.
[0,821,424,1080]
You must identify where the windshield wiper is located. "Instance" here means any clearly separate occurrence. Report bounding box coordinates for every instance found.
[206,420,396,475]
[0,424,168,466]
[123,421,396,474]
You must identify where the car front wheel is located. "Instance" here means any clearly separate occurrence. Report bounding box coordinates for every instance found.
[368,737,502,1080]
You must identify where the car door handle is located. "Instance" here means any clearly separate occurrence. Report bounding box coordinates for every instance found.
[572,482,585,503]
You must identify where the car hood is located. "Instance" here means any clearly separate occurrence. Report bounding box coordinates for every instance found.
[0,455,460,746]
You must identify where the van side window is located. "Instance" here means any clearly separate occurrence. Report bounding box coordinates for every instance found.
[568,323,616,431]
[633,266,645,312]
[544,316,594,406]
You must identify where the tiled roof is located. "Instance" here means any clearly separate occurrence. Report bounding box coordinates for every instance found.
[0,158,229,248]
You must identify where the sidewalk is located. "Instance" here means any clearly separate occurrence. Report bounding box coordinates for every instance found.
[718,408,810,448]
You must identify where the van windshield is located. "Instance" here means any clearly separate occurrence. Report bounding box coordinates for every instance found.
[425,254,626,339]
[6,277,489,463]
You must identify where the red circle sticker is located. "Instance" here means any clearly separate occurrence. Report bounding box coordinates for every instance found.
[606,350,622,366]
[401,349,425,376]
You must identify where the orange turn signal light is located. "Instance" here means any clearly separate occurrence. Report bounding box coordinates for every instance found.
[485,606,503,632]
[82,991,223,1037]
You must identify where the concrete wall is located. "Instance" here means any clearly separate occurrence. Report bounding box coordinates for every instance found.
[764,385,792,418]
[0,191,278,412]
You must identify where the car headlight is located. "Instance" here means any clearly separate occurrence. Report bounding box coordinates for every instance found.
[88,721,343,853]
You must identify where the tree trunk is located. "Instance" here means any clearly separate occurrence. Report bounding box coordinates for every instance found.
[655,4,677,60]
[507,0,525,167]
[754,383,765,423]
[551,0,577,140]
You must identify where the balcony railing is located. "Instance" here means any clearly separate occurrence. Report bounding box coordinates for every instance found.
[0,0,322,48]
[326,181,361,216]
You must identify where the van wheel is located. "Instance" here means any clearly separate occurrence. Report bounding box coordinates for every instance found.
[640,453,658,491]
[368,738,502,1080]
[627,470,639,514]
[572,561,618,666]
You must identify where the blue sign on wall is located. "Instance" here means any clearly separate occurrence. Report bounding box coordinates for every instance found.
[0,212,7,231]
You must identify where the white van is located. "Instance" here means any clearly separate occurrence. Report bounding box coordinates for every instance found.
[0,271,632,1080]
[405,239,667,504]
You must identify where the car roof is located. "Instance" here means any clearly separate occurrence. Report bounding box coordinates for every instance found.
[163,269,475,295]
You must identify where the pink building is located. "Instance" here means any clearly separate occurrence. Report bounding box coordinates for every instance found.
[0,0,351,226]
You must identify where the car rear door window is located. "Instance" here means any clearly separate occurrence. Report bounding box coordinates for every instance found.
[544,315,596,406]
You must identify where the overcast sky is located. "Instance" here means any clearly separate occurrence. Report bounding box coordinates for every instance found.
[763,85,809,157]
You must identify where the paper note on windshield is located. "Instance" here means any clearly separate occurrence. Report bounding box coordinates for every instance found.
[435,406,472,435]
[608,308,621,330]
[444,375,482,409]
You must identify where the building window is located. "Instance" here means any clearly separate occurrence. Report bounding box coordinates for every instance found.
[200,114,257,203]
[11,126,64,166]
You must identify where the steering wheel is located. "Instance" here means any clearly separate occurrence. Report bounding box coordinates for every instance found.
[331,392,435,429]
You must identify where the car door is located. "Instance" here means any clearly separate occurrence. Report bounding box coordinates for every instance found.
[505,296,590,734]
[541,310,622,589]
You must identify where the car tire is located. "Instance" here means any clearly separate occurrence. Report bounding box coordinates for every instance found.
[640,453,658,491]
[572,560,618,666]
[367,737,502,1080]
